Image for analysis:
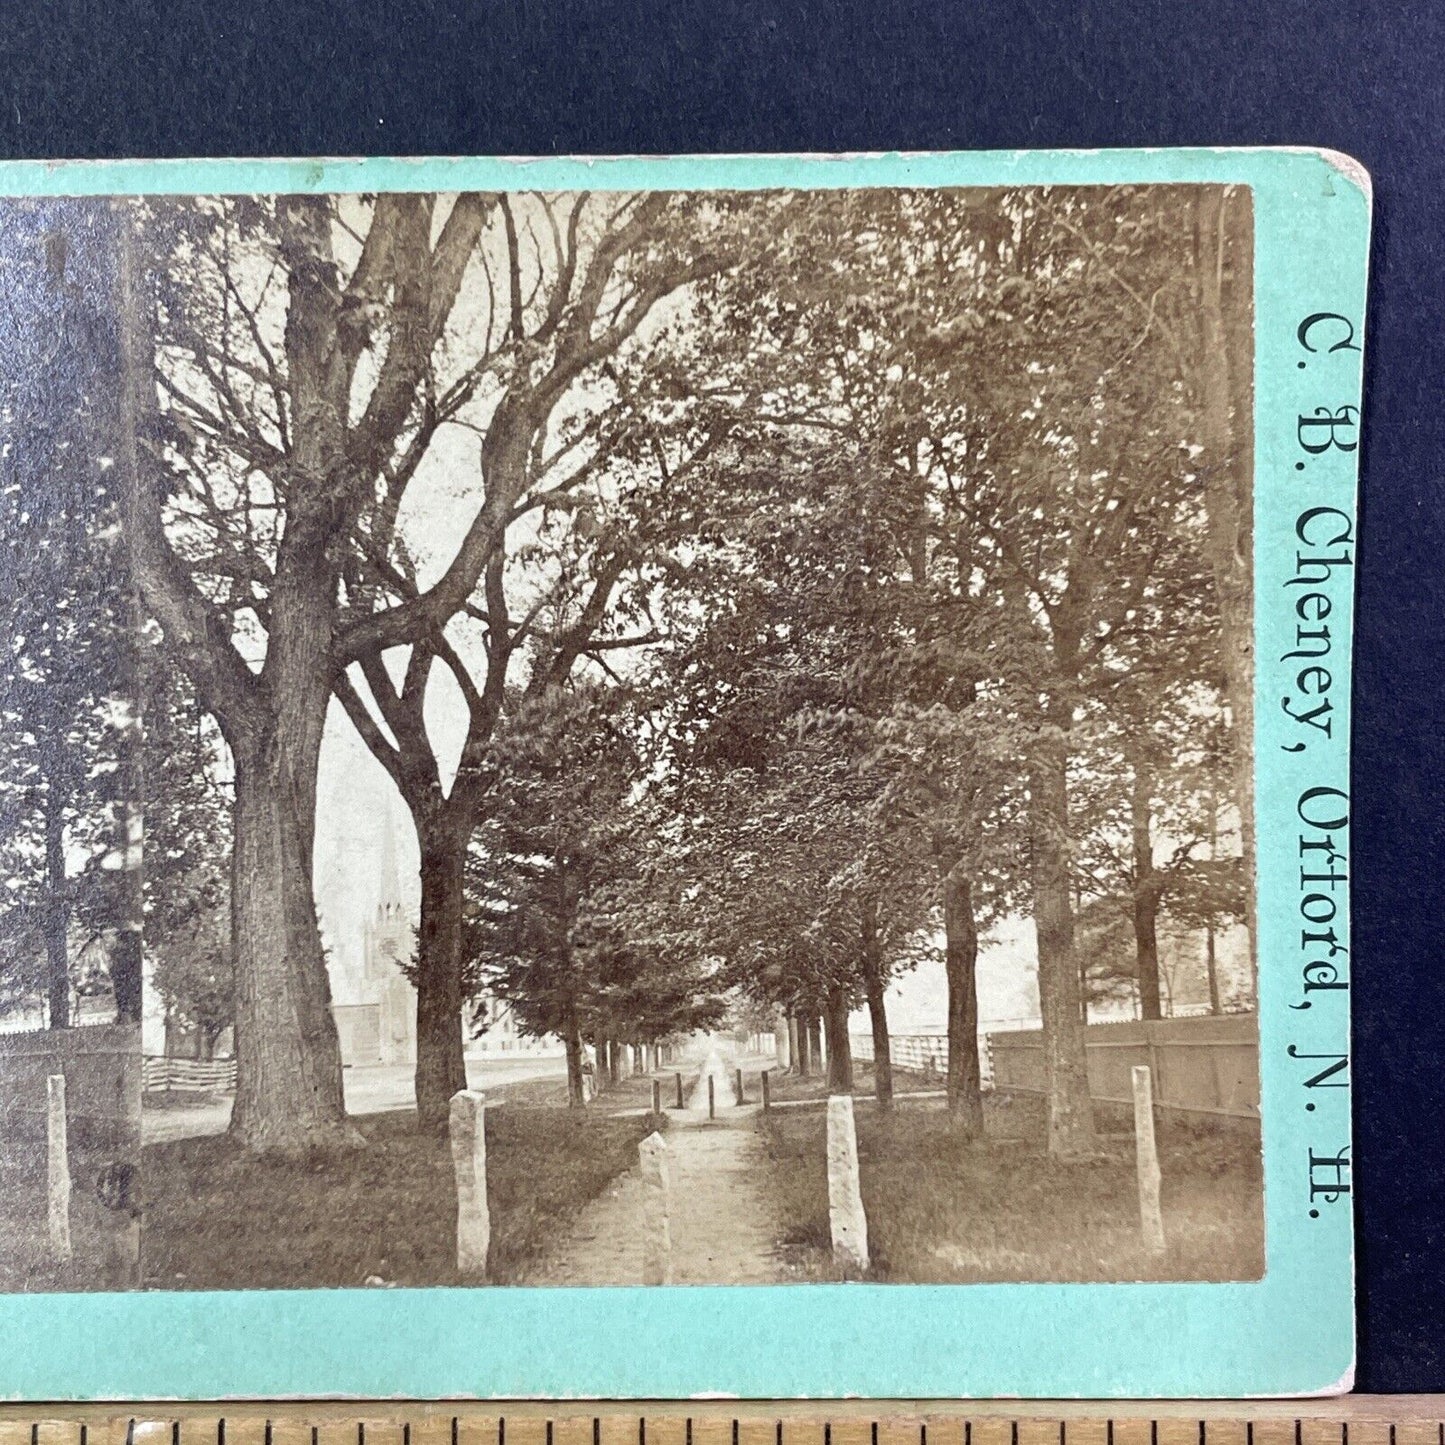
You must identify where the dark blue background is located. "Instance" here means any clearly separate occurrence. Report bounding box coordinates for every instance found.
[2,0,1439,1393]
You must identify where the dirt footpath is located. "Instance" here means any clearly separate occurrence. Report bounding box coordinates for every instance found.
[517,1048,788,1286]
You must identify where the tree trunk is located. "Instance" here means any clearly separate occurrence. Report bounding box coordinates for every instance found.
[607,1038,620,1086]
[43,788,71,1030]
[942,864,985,1137]
[115,202,353,1154]
[787,1015,801,1074]
[108,798,144,1025]
[1134,887,1163,1022]
[414,825,469,1130]
[774,1011,792,1070]
[795,1013,812,1077]
[564,1012,586,1109]
[1205,920,1222,1014]
[1131,759,1164,1022]
[1029,703,1096,1157]
[824,991,853,1093]
[1195,187,1256,984]
[1205,781,1223,1015]
[860,897,893,1110]
[109,582,145,1026]
[810,1014,826,1068]
[228,743,358,1154]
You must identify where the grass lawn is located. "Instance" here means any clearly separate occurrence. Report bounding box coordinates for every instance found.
[0,1123,138,1292]
[142,1103,659,1289]
[761,1094,1263,1283]
[762,1060,943,1105]
[487,1070,671,1113]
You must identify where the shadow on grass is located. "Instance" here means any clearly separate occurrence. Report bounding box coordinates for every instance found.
[760,1095,1263,1283]
[141,1105,658,1289]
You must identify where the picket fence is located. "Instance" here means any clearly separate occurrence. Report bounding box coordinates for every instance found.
[849,1031,998,1087]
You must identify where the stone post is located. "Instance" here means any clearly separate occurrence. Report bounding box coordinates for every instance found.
[827,1093,869,1273]
[638,1131,673,1285]
[674,1071,685,1109]
[707,1075,716,1119]
[735,1067,745,1104]
[652,1079,662,1115]
[449,1089,490,1279]
[47,1074,72,1262]
[1131,1065,1166,1254]
[762,1069,771,1113]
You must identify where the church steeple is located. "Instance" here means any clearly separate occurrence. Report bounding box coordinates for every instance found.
[379,807,402,917]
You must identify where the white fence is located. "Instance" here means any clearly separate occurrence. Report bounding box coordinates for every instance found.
[849,1031,997,1087]
[142,1055,237,1095]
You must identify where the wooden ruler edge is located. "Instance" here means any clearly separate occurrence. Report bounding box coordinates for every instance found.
[0,1398,1442,1427]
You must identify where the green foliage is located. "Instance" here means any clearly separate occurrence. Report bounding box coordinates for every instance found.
[0,202,136,1021]
[465,683,726,1047]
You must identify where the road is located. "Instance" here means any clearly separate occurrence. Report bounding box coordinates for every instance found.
[141,1053,568,1146]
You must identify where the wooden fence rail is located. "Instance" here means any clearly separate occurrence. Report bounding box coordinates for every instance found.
[141,1055,237,1095]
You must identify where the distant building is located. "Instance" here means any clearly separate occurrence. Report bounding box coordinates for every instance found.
[327,813,560,1065]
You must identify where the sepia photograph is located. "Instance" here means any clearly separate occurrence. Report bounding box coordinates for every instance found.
[0,201,144,1292]
[2,180,1261,1293]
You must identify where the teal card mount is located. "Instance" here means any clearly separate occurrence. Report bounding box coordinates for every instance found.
[0,148,1367,1399]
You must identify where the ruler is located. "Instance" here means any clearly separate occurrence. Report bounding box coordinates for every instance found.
[1,1401,1442,1445]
